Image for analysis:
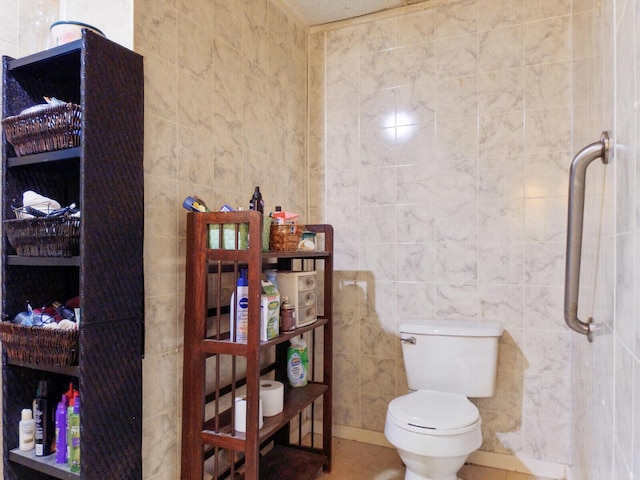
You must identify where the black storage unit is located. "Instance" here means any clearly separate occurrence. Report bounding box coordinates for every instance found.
[1,31,144,479]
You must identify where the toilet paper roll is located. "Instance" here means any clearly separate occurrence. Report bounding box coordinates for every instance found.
[234,396,263,433]
[260,380,284,417]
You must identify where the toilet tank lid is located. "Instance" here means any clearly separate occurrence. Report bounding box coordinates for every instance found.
[400,320,503,337]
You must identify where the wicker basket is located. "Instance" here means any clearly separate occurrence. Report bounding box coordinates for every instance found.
[269,224,305,252]
[0,322,79,367]
[1,103,82,156]
[4,214,80,257]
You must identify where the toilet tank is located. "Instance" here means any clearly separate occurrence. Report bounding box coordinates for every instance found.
[400,320,503,398]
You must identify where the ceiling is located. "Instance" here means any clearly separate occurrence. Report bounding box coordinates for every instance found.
[283,0,432,26]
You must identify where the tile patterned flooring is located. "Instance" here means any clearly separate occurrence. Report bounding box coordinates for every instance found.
[314,438,555,480]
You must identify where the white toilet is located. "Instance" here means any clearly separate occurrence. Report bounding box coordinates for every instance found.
[384,320,503,480]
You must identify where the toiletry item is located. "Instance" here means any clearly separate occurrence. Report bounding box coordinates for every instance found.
[249,186,264,215]
[55,395,67,464]
[35,380,52,456]
[260,281,280,341]
[19,409,35,451]
[230,269,249,342]
[264,269,278,290]
[259,380,284,416]
[287,337,308,387]
[280,297,296,333]
[68,396,80,472]
[234,396,263,433]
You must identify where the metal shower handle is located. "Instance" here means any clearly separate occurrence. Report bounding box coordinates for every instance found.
[564,131,610,342]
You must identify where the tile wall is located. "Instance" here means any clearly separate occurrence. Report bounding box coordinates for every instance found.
[134,0,308,478]
[308,0,575,473]
[571,0,640,479]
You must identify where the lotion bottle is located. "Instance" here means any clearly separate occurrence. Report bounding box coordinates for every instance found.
[19,408,35,451]
[231,269,249,342]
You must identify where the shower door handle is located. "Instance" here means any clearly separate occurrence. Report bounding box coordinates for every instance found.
[564,131,610,342]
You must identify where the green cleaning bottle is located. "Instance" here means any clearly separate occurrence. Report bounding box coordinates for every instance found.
[68,396,80,473]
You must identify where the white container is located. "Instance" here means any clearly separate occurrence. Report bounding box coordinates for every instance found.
[19,409,35,451]
[276,271,317,327]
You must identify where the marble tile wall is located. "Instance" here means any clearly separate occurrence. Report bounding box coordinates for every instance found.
[571,0,640,479]
[308,0,576,470]
[134,0,308,478]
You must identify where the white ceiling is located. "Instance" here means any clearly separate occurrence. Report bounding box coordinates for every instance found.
[284,0,432,26]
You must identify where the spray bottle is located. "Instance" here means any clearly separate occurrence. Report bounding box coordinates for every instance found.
[68,395,80,472]
[55,395,67,463]
[34,380,52,456]
[230,269,249,342]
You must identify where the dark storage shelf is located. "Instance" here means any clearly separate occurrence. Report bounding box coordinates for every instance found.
[2,30,144,480]
[6,358,79,377]
[8,449,78,479]
[7,147,81,168]
[6,255,80,267]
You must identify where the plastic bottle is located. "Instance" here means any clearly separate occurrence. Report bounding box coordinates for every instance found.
[68,396,80,472]
[249,186,264,215]
[35,380,52,456]
[287,337,308,387]
[280,296,296,333]
[231,269,249,342]
[19,409,35,451]
[55,395,68,464]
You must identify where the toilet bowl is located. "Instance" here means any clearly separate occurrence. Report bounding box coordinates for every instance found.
[384,320,502,480]
[385,390,481,480]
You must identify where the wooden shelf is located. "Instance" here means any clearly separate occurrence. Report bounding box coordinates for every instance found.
[259,445,326,480]
[180,214,333,479]
[201,383,329,446]
[6,255,81,267]
[7,147,81,168]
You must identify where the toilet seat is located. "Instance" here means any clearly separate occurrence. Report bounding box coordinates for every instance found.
[387,390,479,435]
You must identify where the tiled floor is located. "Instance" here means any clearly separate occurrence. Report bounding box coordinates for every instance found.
[314,437,555,480]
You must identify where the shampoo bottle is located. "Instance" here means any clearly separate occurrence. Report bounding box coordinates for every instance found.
[35,380,52,456]
[68,396,80,472]
[19,408,35,451]
[231,269,249,342]
[55,395,67,464]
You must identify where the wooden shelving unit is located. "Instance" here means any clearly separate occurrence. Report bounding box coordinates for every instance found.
[180,211,333,480]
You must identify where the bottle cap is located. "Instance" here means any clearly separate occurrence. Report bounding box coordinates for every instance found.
[21,409,33,421]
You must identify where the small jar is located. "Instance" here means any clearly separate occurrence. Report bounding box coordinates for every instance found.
[280,297,296,333]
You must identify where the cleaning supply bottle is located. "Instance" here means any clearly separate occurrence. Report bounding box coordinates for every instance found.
[230,269,249,342]
[249,186,264,215]
[34,380,52,456]
[55,395,67,464]
[68,396,80,472]
[287,336,309,387]
[19,408,35,451]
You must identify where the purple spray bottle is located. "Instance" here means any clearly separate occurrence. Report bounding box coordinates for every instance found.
[55,394,67,464]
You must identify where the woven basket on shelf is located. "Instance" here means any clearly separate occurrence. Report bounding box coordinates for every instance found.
[0,322,79,367]
[269,224,305,252]
[4,214,80,257]
[1,103,82,156]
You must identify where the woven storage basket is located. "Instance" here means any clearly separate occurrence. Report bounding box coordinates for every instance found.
[0,322,79,367]
[1,103,82,156]
[269,224,305,252]
[4,214,80,257]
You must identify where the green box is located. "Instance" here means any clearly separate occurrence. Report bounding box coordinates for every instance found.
[209,223,248,249]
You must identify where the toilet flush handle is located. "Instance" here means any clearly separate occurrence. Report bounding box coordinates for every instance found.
[400,336,416,345]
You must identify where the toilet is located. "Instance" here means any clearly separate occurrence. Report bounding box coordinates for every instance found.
[384,320,503,480]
